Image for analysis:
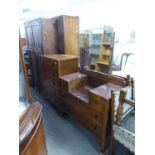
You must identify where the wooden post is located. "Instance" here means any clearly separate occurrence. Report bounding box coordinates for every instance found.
[131,77,135,100]
[126,74,131,86]
[116,90,127,125]
[108,90,115,155]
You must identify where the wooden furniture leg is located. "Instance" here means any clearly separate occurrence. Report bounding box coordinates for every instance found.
[116,90,127,125]
[99,125,107,154]
[108,90,115,155]
[131,78,135,101]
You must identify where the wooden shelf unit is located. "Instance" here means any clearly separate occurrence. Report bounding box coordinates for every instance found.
[96,26,115,74]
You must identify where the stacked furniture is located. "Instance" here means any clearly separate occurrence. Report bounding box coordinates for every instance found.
[36,51,133,153]
[40,54,78,109]
[24,15,79,91]
[59,68,132,153]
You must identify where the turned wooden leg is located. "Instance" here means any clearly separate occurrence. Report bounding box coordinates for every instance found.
[116,90,127,125]
[116,104,123,125]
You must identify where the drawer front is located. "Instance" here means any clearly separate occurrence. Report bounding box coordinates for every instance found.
[59,59,78,76]
[65,94,104,124]
[42,80,60,104]
[61,80,68,92]
[60,90,67,99]
[41,58,59,78]
[49,78,60,90]
[48,60,58,78]
[89,92,109,114]
[65,101,102,138]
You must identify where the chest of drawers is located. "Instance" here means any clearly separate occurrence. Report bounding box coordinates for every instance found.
[41,54,78,108]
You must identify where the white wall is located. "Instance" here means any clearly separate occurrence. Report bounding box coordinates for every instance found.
[19,0,136,40]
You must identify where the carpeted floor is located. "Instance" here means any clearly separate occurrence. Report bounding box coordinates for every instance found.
[30,87,134,155]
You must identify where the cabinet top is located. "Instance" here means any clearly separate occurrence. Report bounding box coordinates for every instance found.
[60,72,87,81]
[90,82,123,100]
[41,54,78,61]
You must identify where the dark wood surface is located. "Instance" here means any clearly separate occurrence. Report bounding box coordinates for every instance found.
[41,54,79,108]
[25,18,58,90]
[60,72,87,81]
[70,85,93,103]
[60,69,128,153]
[19,102,47,155]
[90,83,123,100]
[25,15,80,91]
[81,69,128,87]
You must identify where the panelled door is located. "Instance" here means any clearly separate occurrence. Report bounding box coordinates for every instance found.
[25,22,34,51]
[31,19,43,91]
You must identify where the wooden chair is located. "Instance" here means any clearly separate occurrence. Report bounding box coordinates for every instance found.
[109,89,135,155]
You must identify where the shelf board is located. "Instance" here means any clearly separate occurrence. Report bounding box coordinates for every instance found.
[91,43,100,46]
[102,42,112,45]
[97,61,109,65]
[102,54,110,56]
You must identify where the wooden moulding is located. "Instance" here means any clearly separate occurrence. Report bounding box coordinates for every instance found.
[19,102,47,155]
[81,69,127,87]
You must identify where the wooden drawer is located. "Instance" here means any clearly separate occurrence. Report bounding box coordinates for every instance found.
[64,101,102,138]
[41,54,78,77]
[60,90,67,99]
[61,80,68,92]
[42,80,60,103]
[41,58,59,78]
[58,58,78,76]
[89,92,109,114]
[65,93,104,124]
[50,78,60,89]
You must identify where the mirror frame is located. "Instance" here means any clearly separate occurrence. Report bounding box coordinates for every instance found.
[19,31,32,121]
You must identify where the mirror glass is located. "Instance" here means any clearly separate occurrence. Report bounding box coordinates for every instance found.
[19,55,29,116]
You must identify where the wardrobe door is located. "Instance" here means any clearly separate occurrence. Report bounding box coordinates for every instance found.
[31,19,42,53]
[25,22,34,51]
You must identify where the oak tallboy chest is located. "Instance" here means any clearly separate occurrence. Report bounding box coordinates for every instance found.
[40,54,78,108]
